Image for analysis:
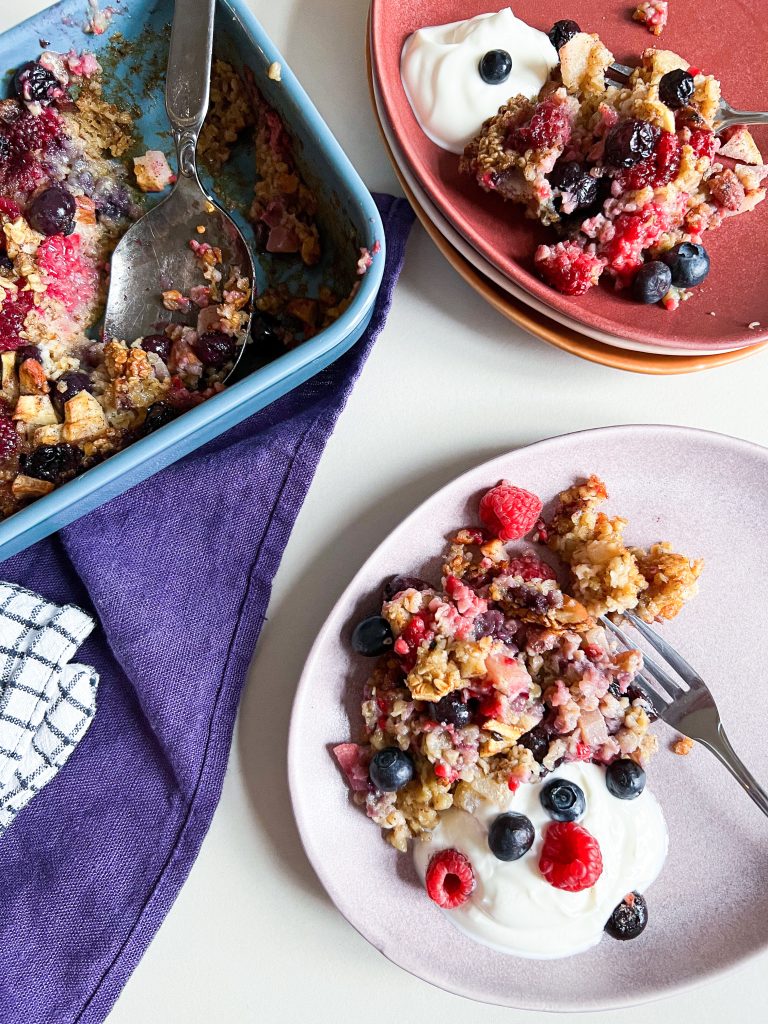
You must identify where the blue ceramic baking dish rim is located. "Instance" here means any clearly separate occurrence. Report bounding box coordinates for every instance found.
[0,0,386,562]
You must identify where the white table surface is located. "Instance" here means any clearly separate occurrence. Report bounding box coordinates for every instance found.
[7,2,768,1021]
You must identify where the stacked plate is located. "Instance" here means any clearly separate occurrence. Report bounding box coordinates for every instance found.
[368,0,768,373]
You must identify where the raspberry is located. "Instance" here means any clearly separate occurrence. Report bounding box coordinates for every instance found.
[394,612,432,671]
[688,129,717,161]
[534,240,605,296]
[508,96,572,153]
[479,482,543,542]
[0,405,20,461]
[539,821,603,892]
[615,130,681,192]
[601,202,676,281]
[0,288,34,351]
[505,552,557,582]
[37,234,99,316]
[425,849,476,909]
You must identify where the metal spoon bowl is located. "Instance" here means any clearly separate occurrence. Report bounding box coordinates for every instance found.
[103,0,254,382]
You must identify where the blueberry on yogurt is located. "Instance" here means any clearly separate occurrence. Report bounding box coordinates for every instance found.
[488,812,535,861]
[478,49,513,85]
[540,778,586,821]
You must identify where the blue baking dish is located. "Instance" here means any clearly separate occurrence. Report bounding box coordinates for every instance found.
[0,0,384,562]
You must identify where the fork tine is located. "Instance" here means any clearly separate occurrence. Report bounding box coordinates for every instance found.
[600,615,686,702]
[599,622,669,717]
[624,611,705,689]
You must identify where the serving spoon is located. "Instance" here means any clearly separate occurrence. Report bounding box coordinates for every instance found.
[103,0,254,380]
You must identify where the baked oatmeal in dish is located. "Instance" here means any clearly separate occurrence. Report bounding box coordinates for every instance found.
[0,51,342,520]
[460,23,766,307]
[334,478,701,955]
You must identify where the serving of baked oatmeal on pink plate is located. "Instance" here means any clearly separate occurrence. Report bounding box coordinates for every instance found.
[371,0,768,353]
[289,425,768,1010]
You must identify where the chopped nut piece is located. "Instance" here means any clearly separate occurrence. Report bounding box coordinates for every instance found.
[267,61,282,82]
[12,475,55,500]
[18,358,49,396]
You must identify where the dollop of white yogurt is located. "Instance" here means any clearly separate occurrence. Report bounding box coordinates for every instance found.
[413,762,668,959]
[400,7,559,154]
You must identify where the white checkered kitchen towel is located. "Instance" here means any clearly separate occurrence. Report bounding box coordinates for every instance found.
[0,582,98,834]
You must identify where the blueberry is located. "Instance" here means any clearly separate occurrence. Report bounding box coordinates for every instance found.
[662,242,710,287]
[143,402,178,434]
[549,160,600,210]
[50,371,92,418]
[0,252,13,273]
[478,49,513,85]
[20,443,81,484]
[351,615,394,656]
[369,746,414,792]
[605,119,659,168]
[14,343,41,367]
[633,261,672,304]
[519,725,550,763]
[430,693,471,729]
[192,330,236,369]
[488,812,535,861]
[605,892,648,940]
[12,60,59,105]
[251,312,285,361]
[605,759,646,800]
[540,777,586,821]
[548,19,581,51]
[382,574,431,602]
[658,69,695,110]
[473,609,517,645]
[27,185,76,236]
[141,333,172,363]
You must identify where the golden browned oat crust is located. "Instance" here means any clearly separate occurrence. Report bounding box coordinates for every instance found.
[633,542,704,621]
[545,476,702,621]
[198,59,256,170]
[69,78,135,158]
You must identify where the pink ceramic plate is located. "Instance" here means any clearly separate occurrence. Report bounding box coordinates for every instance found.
[371,0,768,352]
[289,425,768,1011]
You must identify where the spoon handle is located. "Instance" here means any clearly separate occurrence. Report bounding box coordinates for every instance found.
[165,0,216,177]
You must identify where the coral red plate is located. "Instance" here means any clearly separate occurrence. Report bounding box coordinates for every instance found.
[371,0,768,351]
[289,425,768,1010]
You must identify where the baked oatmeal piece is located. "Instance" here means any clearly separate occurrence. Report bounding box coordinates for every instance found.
[672,735,694,755]
[632,541,703,621]
[543,475,702,620]
[633,1,669,37]
[335,480,679,851]
[461,30,766,305]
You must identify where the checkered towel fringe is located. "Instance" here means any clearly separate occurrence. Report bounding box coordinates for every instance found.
[0,582,98,833]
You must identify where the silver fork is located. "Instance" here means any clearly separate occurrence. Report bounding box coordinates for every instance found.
[607,62,768,134]
[601,611,768,817]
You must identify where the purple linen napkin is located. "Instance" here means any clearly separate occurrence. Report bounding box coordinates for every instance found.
[0,194,414,1024]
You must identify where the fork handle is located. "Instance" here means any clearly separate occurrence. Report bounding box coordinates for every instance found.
[698,724,768,819]
[165,0,216,177]
[715,107,768,133]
